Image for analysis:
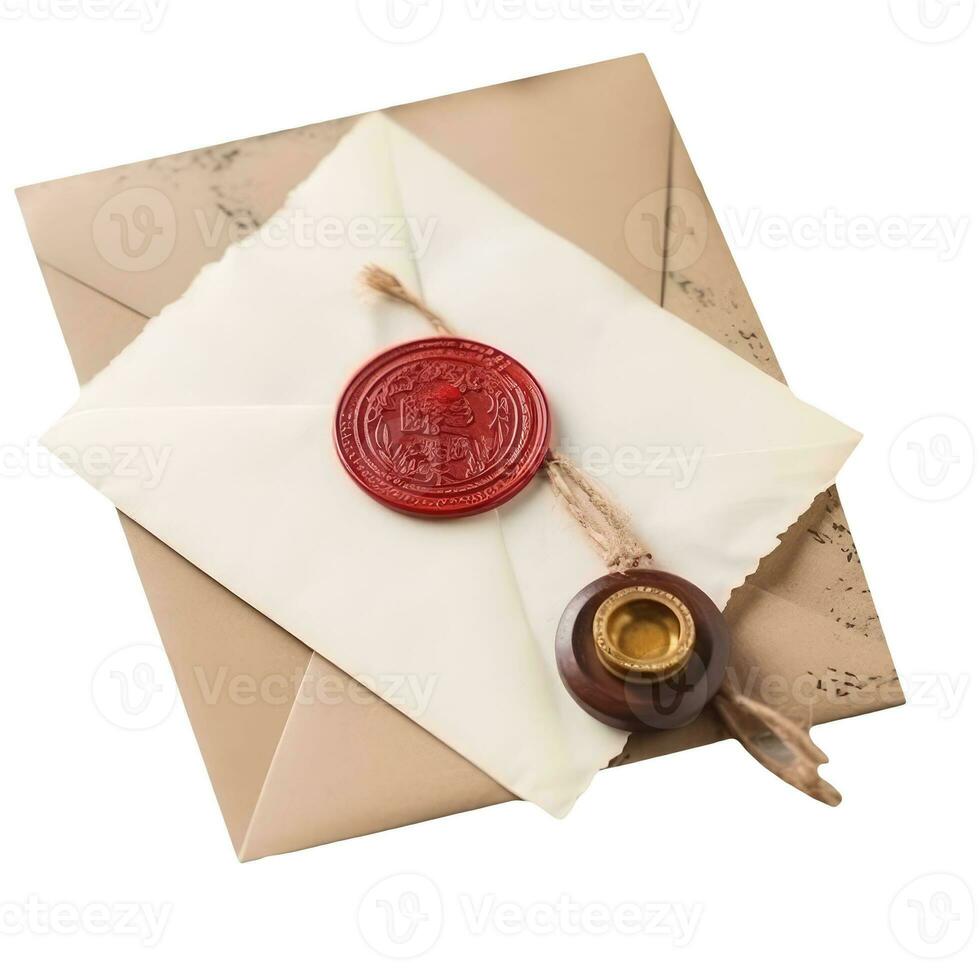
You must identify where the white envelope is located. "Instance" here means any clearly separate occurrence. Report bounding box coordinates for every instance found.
[43,113,860,816]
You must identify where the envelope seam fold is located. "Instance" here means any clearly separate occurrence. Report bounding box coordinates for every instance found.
[236,651,319,862]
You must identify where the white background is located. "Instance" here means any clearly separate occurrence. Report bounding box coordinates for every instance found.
[1,1,977,976]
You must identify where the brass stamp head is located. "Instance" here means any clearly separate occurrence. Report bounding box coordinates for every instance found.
[592,586,696,683]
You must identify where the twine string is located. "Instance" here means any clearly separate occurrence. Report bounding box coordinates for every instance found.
[361,265,455,336]
[359,264,842,805]
[542,451,654,573]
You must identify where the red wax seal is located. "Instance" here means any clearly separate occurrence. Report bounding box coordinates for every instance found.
[334,336,551,518]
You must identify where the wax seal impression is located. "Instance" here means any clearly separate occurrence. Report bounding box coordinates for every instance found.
[555,570,730,731]
[334,337,551,518]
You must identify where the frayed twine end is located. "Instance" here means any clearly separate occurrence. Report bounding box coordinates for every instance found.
[359,264,409,304]
[356,264,454,336]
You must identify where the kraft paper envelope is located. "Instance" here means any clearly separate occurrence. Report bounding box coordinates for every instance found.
[18,55,903,860]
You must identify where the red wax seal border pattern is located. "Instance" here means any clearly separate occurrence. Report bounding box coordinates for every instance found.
[334,337,552,518]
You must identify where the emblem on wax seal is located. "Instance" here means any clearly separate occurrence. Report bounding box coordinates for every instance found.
[334,336,551,518]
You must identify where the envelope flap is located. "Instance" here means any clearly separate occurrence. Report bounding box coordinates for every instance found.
[45,395,626,816]
[380,117,860,611]
[237,654,512,862]
[17,121,356,320]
